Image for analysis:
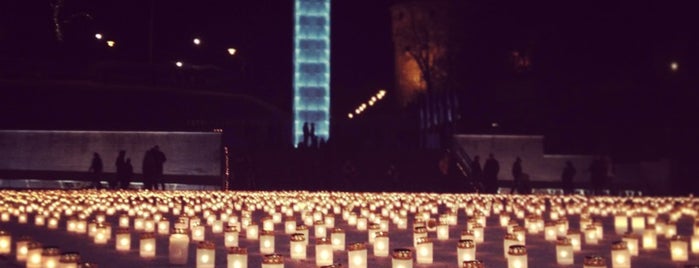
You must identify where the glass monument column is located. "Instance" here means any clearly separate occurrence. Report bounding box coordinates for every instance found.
[294,0,330,146]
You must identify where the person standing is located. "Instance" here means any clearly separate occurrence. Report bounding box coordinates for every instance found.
[510,157,523,194]
[561,161,576,195]
[88,152,103,189]
[483,154,500,193]
[151,145,167,190]
[122,158,133,189]
[470,156,483,191]
[113,150,126,189]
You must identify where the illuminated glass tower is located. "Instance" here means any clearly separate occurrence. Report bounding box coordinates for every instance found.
[294,0,330,146]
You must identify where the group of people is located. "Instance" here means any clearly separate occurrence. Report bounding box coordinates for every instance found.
[298,122,326,149]
[467,153,611,195]
[88,145,166,190]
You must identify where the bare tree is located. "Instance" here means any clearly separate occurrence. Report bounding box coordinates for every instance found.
[50,0,92,42]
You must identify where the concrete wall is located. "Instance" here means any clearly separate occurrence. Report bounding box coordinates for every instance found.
[455,134,596,182]
[0,130,221,176]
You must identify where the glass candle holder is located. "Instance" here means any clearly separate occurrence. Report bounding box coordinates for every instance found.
[94,224,108,245]
[246,224,259,240]
[315,221,328,239]
[158,220,170,235]
[139,232,156,258]
[16,236,32,262]
[196,241,215,268]
[391,248,412,268]
[316,238,333,266]
[41,246,60,268]
[262,217,274,232]
[227,247,247,268]
[224,226,239,247]
[115,228,131,252]
[348,242,368,268]
[462,259,485,268]
[631,215,645,235]
[26,242,43,268]
[621,233,639,256]
[144,219,155,233]
[368,223,380,244]
[611,241,630,268]
[0,230,10,255]
[169,228,189,265]
[415,237,433,264]
[691,235,699,254]
[192,225,206,242]
[513,226,527,245]
[284,217,296,234]
[260,231,275,254]
[642,227,657,250]
[437,224,449,240]
[296,225,309,245]
[544,222,558,241]
[555,237,574,265]
[615,214,628,235]
[670,236,688,262]
[585,225,598,245]
[567,230,582,252]
[457,239,476,265]
[290,233,306,259]
[374,232,389,257]
[413,226,427,248]
[504,233,519,257]
[331,228,345,251]
[134,217,145,231]
[507,245,527,268]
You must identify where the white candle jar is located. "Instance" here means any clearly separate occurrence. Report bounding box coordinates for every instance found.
[330,228,345,251]
[316,238,333,266]
[457,239,476,265]
[139,232,156,258]
[196,241,215,268]
[348,242,368,268]
[555,238,574,265]
[611,241,630,268]
[507,245,527,268]
[374,232,389,257]
[115,228,131,251]
[391,248,412,268]
[227,247,247,268]
[259,231,275,254]
[290,233,306,260]
[169,229,190,265]
[670,236,688,262]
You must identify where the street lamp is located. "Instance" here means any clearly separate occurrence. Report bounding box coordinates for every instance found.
[106,40,116,47]
[95,33,103,40]
[227,48,237,56]
[175,61,183,68]
[193,38,201,46]
[670,61,678,72]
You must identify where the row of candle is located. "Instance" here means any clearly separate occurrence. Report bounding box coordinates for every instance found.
[1,190,698,267]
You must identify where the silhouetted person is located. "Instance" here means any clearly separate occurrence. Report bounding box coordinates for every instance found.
[122,158,133,189]
[483,154,500,193]
[88,152,103,189]
[561,161,576,195]
[510,157,525,194]
[151,145,167,190]
[113,150,126,189]
[142,148,155,190]
[470,156,483,191]
[302,122,310,146]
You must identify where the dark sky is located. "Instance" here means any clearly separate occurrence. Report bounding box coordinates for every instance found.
[1,0,697,155]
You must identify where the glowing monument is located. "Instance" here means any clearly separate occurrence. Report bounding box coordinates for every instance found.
[294,0,331,146]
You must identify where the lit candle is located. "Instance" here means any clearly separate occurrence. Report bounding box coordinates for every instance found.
[315,221,328,239]
[290,233,306,259]
[374,232,389,257]
[331,228,345,251]
[621,233,639,256]
[325,214,335,228]
[357,217,368,231]
[260,231,275,254]
[368,223,380,244]
[119,214,129,228]
[140,232,156,258]
[262,217,274,232]
[594,221,604,240]
[58,252,80,268]
[585,225,598,245]
[115,228,131,252]
[348,242,368,268]
[691,235,699,254]
[665,221,677,239]
[169,228,190,265]
[75,220,87,234]
[391,248,412,268]
[0,230,10,255]
[415,237,433,264]
[437,224,449,240]
[566,230,582,252]
[212,220,224,234]
[513,226,527,245]
[224,226,239,247]
[642,227,657,250]
[544,222,557,241]
[26,242,42,268]
[246,224,259,240]
[35,215,45,226]
[16,236,31,262]
[583,255,607,268]
[457,239,476,265]
[48,217,59,229]
[611,241,630,268]
[261,253,283,268]
[631,215,645,235]
[316,238,333,266]
[196,241,216,268]
[615,214,628,234]
[134,217,145,231]
[500,213,511,227]
[158,220,170,235]
[227,247,247,268]
[41,246,60,268]
[670,236,688,262]
[144,219,155,233]
[192,225,206,242]
[94,224,108,244]
[555,237,574,265]
[284,217,296,234]
[507,245,527,268]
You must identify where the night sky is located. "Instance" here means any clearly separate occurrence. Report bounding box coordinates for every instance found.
[1,0,697,156]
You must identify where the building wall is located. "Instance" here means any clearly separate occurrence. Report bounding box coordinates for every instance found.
[0,130,221,176]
